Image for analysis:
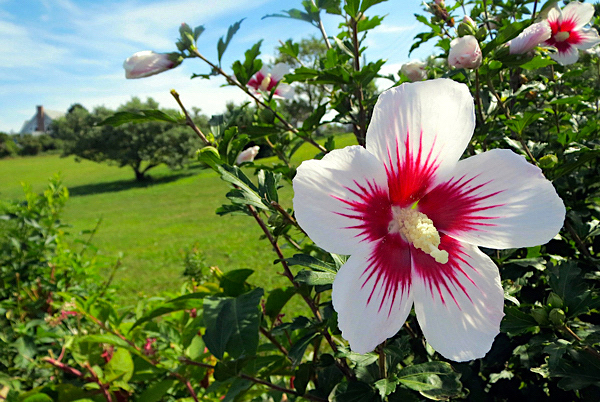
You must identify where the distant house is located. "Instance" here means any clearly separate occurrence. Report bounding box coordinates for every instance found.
[19,106,65,136]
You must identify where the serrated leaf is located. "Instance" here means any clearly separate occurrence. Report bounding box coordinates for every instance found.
[218,19,244,64]
[500,306,539,335]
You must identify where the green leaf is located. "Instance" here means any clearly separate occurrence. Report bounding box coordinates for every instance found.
[78,333,131,349]
[500,306,539,335]
[104,348,134,383]
[504,112,543,135]
[213,358,249,381]
[374,377,398,398]
[549,262,595,318]
[232,41,263,86]
[223,378,253,402]
[334,381,379,401]
[302,104,327,131]
[193,25,205,41]
[22,394,54,402]
[288,332,319,366]
[552,149,600,179]
[549,95,585,105]
[344,0,360,17]
[100,110,180,126]
[294,270,336,286]
[220,269,254,297]
[203,288,264,359]
[284,254,338,274]
[135,379,176,402]
[360,0,386,13]
[264,287,296,322]
[396,361,462,399]
[278,39,300,59]
[216,164,266,210]
[131,288,214,330]
[257,170,281,204]
[520,56,555,70]
[218,19,245,64]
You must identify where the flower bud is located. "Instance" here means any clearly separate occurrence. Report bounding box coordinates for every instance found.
[457,21,476,37]
[538,154,558,169]
[400,61,427,82]
[531,308,549,325]
[123,51,181,79]
[236,146,260,165]
[448,35,482,69]
[546,292,564,308]
[549,308,566,326]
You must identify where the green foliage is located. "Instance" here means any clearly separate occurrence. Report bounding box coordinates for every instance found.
[0,132,18,158]
[7,0,600,401]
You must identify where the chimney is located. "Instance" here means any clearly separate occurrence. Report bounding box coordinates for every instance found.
[36,105,45,132]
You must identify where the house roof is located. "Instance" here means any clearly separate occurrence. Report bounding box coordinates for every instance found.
[19,108,65,134]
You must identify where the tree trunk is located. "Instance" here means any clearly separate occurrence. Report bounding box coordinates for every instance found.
[133,168,147,181]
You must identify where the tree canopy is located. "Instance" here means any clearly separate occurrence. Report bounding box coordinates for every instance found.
[52,98,208,181]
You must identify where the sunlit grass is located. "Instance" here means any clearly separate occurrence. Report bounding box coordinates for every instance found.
[0,133,358,304]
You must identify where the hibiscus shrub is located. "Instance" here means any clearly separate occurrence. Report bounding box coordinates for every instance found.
[7,0,600,401]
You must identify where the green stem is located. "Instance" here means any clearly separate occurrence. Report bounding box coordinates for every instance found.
[189,48,327,154]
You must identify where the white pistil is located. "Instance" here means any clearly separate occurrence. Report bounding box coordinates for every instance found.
[389,206,449,264]
[554,31,570,42]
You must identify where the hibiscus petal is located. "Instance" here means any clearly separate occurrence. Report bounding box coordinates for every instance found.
[332,238,413,354]
[366,79,475,179]
[413,241,504,361]
[571,28,600,50]
[560,1,595,30]
[550,45,580,65]
[269,63,290,81]
[293,146,389,255]
[420,149,565,249]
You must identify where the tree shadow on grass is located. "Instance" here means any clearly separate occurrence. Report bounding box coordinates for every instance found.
[68,172,197,197]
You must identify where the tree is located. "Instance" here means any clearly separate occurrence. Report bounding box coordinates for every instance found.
[52,98,207,181]
[274,37,330,128]
[0,132,18,158]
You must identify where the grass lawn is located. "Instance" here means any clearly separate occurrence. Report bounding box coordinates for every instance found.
[0,134,357,304]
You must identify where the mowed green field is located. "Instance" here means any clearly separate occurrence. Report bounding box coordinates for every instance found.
[0,134,357,304]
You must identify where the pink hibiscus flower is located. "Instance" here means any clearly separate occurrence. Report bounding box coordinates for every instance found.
[247,63,294,99]
[292,79,565,361]
[544,1,600,65]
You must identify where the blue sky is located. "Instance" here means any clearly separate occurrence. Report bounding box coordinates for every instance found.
[0,0,435,133]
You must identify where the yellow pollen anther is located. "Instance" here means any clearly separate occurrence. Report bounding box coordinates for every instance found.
[260,74,272,91]
[555,31,570,42]
[390,206,449,264]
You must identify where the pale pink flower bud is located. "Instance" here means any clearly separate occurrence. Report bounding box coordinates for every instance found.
[508,21,552,54]
[400,61,427,82]
[123,51,181,79]
[236,146,260,165]
[463,16,475,27]
[448,35,482,69]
